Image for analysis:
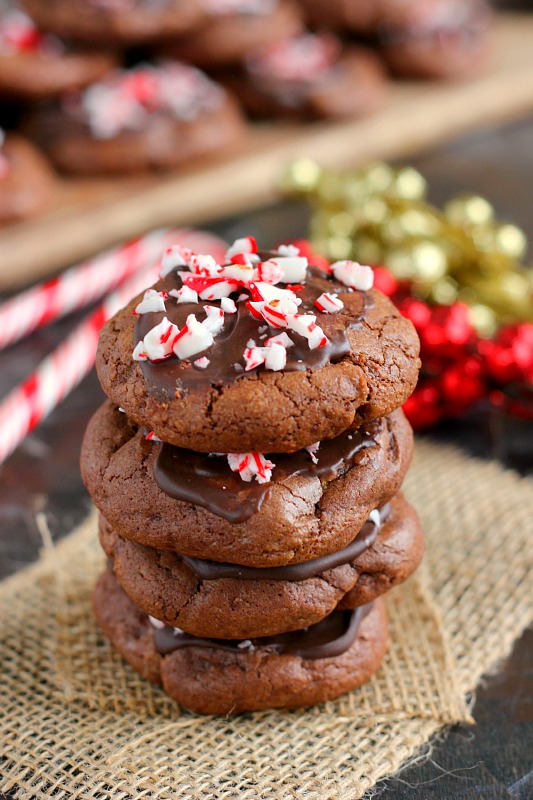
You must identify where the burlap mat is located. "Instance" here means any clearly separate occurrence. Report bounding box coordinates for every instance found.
[1,439,532,800]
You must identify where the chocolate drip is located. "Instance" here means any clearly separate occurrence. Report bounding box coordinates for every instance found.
[152,603,371,660]
[153,416,383,523]
[179,504,390,581]
[135,264,373,396]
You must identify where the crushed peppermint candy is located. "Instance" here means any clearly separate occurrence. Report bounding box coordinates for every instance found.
[0,9,60,56]
[202,304,225,335]
[369,508,381,527]
[287,314,328,349]
[227,452,275,483]
[221,297,237,313]
[148,615,166,629]
[225,236,258,262]
[194,357,210,369]
[305,441,320,464]
[173,313,213,360]
[133,316,178,361]
[145,431,162,442]
[72,62,224,140]
[265,332,294,348]
[169,285,199,304]
[133,289,167,315]
[332,260,374,290]
[276,243,301,257]
[314,292,344,313]
[247,33,339,83]
[159,244,194,277]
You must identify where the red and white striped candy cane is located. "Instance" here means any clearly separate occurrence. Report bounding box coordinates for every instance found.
[0,230,170,350]
[0,227,228,350]
[0,264,158,465]
[0,227,228,464]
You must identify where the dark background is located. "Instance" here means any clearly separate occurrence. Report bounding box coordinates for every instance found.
[1,116,532,799]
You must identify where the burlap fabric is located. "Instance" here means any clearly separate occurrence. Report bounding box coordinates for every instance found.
[1,439,532,800]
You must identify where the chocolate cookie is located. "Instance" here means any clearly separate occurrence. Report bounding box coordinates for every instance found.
[229,35,386,120]
[20,0,205,46]
[81,401,413,566]
[164,0,303,68]
[379,0,493,80]
[94,568,388,713]
[99,492,423,639]
[0,9,118,101]
[298,0,387,33]
[96,243,420,453]
[0,132,56,224]
[26,62,246,175]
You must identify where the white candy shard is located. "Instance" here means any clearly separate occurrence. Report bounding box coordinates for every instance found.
[133,316,179,362]
[272,256,308,283]
[250,281,300,304]
[134,289,167,315]
[243,344,265,371]
[221,297,237,313]
[332,260,374,290]
[202,304,225,336]
[369,508,381,527]
[145,431,162,442]
[225,235,258,261]
[198,279,239,300]
[194,357,210,369]
[148,615,165,629]
[189,253,221,276]
[172,313,213,360]
[264,341,286,371]
[287,313,329,349]
[221,263,255,284]
[305,441,320,464]
[169,285,199,304]
[159,244,194,277]
[276,243,301,257]
[255,259,284,285]
[227,452,275,484]
[314,292,344,313]
[265,332,294,348]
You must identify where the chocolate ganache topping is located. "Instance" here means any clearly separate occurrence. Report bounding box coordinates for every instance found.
[153,416,384,523]
[173,503,390,581]
[151,603,372,660]
[134,256,374,397]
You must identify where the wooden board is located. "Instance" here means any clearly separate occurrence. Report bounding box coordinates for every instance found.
[1,13,533,290]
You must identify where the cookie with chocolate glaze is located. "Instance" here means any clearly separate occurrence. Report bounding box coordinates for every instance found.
[228,35,386,120]
[164,0,303,69]
[379,0,493,80]
[94,568,388,714]
[81,401,413,566]
[26,62,246,175]
[0,132,56,225]
[99,493,423,639]
[0,9,118,102]
[20,0,204,46]
[96,244,420,453]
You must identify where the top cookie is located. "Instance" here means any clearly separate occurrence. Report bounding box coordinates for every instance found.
[96,238,420,453]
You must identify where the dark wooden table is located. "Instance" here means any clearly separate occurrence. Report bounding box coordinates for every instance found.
[1,117,532,799]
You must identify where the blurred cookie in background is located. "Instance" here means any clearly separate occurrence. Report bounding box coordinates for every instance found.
[225,33,387,120]
[20,0,205,46]
[162,0,303,69]
[378,0,493,80]
[0,128,57,224]
[0,7,118,101]
[26,62,247,174]
[298,0,493,80]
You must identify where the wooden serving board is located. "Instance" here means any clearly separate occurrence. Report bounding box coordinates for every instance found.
[1,13,533,291]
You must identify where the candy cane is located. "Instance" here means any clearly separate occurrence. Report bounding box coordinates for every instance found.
[0,230,172,350]
[0,265,159,466]
[0,228,228,351]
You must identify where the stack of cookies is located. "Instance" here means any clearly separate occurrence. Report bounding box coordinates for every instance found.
[81,236,424,714]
